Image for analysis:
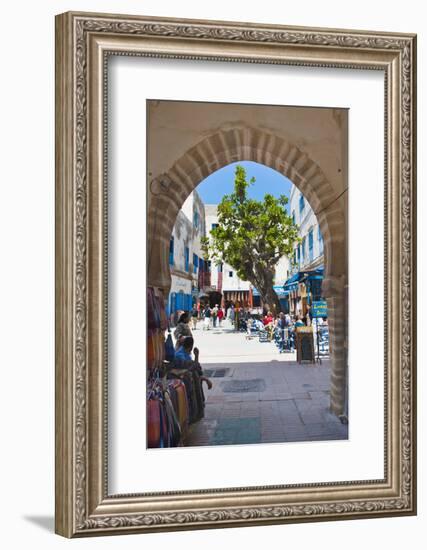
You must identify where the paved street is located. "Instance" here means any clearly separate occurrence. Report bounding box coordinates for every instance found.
[185,320,348,447]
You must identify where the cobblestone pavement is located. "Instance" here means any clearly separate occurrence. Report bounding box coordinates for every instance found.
[184,320,348,447]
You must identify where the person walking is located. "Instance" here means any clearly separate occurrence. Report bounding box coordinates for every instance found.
[217,306,224,327]
[277,312,287,351]
[190,306,198,330]
[202,305,211,330]
[228,304,235,326]
[212,304,219,328]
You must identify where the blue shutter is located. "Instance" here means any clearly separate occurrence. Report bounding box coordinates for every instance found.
[318,225,324,254]
[185,247,189,271]
[299,194,305,214]
[170,292,177,313]
[169,238,174,265]
[308,229,314,262]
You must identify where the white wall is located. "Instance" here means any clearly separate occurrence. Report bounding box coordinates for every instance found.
[0,1,424,549]
[205,204,251,291]
[290,184,324,269]
[275,255,291,285]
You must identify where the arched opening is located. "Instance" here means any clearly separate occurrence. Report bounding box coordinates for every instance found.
[167,160,298,323]
[149,127,347,400]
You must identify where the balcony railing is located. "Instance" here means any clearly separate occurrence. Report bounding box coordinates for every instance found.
[198,270,211,290]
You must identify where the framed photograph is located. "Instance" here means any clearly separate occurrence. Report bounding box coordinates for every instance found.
[55,11,417,537]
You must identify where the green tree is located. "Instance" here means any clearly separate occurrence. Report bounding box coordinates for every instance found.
[202,165,300,313]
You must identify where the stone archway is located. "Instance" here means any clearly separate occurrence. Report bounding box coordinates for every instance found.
[148,114,348,416]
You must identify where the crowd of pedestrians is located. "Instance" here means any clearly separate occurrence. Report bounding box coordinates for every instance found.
[171,303,328,360]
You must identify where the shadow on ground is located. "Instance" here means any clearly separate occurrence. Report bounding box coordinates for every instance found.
[23,515,54,532]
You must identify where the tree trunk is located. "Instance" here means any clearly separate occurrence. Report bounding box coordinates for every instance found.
[248,266,283,314]
[262,283,283,314]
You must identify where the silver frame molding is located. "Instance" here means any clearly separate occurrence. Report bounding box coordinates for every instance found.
[55,11,417,537]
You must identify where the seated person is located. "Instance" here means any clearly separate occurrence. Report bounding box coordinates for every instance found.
[174,336,212,389]
[246,317,253,335]
[263,311,274,326]
[175,335,194,361]
[294,315,305,328]
[253,318,264,331]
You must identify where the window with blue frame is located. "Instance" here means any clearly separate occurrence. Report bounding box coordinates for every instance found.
[169,237,174,265]
[292,210,296,225]
[297,245,300,265]
[308,228,314,262]
[169,292,177,314]
[211,223,219,231]
[299,194,305,215]
[318,225,324,254]
[193,253,199,273]
[193,210,199,229]
[184,246,189,272]
[301,237,306,263]
[177,291,184,310]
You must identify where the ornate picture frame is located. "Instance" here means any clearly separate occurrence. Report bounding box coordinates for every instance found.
[55,11,416,537]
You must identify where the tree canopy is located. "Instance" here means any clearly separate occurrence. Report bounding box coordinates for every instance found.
[202,164,300,312]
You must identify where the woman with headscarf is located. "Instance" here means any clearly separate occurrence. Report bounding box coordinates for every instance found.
[173,311,192,350]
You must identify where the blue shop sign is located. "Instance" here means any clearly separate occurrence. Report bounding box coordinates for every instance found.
[311,300,328,318]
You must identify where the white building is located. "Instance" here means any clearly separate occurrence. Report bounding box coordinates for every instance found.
[204,204,250,307]
[205,204,291,309]
[289,184,324,272]
[168,190,206,317]
[169,194,300,315]
[286,184,325,316]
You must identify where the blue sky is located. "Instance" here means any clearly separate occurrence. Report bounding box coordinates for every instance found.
[196,161,293,209]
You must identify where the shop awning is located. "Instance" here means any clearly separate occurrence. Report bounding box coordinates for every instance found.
[283,272,300,291]
[274,285,290,298]
[251,286,290,298]
[300,266,324,282]
[283,266,324,291]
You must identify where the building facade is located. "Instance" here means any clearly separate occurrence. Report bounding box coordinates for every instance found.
[168,187,325,319]
[285,184,325,316]
[168,190,207,319]
[204,204,251,308]
[205,204,291,311]
[289,184,324,272]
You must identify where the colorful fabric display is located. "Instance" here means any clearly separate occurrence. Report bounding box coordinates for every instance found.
[147,398,161,448]
[147,287,160,329]
[147,377,190,448]
[164,332,175,362]
[156,293,168,331]
[147,286,203,448]
[147,329,156,370]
